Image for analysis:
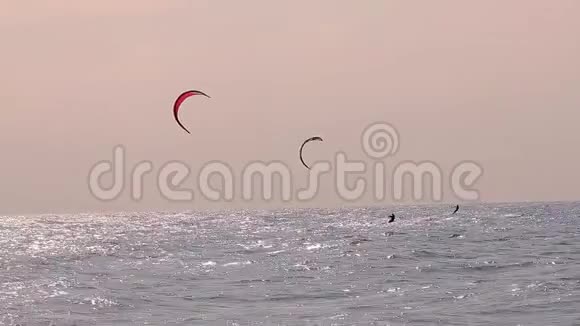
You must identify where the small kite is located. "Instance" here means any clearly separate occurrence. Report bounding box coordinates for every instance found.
[173,90,210,134]
[299,136,323,169]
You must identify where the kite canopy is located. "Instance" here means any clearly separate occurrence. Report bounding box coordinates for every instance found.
[299,136,323,169]
[173,90,210,134]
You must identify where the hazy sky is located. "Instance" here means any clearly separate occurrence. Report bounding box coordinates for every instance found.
[1,1,579,214]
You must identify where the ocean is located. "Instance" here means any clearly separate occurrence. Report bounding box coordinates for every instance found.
[1,202,579,325]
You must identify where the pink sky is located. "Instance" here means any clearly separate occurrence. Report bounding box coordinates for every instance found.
[1,1,579,214]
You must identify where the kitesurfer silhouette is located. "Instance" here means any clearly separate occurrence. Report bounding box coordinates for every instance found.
[452,205,459,214]
[388,214,395,223]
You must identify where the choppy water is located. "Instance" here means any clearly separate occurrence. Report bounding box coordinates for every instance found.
[1,202,579,325]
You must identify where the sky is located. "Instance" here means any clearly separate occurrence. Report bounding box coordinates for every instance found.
[1,1,579,214]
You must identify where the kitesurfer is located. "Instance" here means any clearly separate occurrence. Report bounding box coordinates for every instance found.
[452,205,459,214]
